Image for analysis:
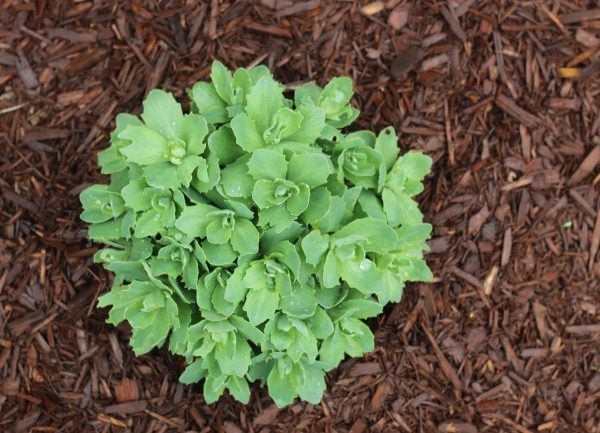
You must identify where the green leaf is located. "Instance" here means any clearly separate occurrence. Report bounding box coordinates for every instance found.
[206,219,232,244]
[143,163,180,189]
[297,363,326,404]
[280,285,317,318]
[230,218,259,255]
[263,107,303,144]
[374,126,398,171]
[319,326,345,370]
[294,83,321,106]
[339,258,386,295]
[175,203,218,238]
[181,113,208,154]
[229,315,265,344]
[391,151,432,184]
[322,250,339,288]
[180,359,206,384]
[301,231,330,267]
[202,241,238,266]
[88,219,124,241]
[216,336,251,376]
[203,373,227,404]
[231,113,265,152]
[301,186,331,225]
[119,125,169,165]
[382,189,423,227]
[287,104,325,144]
[308,307,334,339]
[208,126,243,164]
[177,155,205,188]
[211,60,234,104]
[252,179,275,208]
[227,375,251,404]
[245,75,285,132]
[249,64,271,83]
[224,266,249,304]
[334,218,398,252]
[141,89,183,138]
[332,299,382,322]
[135,209,165,237]
[357,190,386,220]
[220,156,254,198]
[121,180,150,211]
[286,184,310,216]
[247,148,288,181]
[244,287,279,325]
[287,152,332,188]
[189,82,228,124]
[267,361,299,407]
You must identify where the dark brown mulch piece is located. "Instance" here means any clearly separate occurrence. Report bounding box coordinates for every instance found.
[1,1,600,432]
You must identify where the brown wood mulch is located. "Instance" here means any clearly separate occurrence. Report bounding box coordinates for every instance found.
[1,1,599,432]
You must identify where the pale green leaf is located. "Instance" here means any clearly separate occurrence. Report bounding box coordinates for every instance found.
[119,125,169,165]
[286,183,310,216]
[287,152,332,188]
[301,231,330,267]
[230,218,259,255]
[143,162,180,189]
[211,60,234,104]
[245,75,285,132]
[374,126,398,171]
[175,203,218,238]
[179,359,206,384]
[189,82,228,124]
[230,113,265,152]
[227,375,251,404]
[208,126,243,164]
[244,287,279,325]
[247,148,288,181]
[141,89,183,138]
[181,113,208,154]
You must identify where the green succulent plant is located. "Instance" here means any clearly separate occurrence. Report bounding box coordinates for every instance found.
[81,61,432,407]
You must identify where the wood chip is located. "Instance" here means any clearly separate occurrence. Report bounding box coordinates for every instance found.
[47,28,97,42]
[565,324,600,335]
[361,1,385,16]
[114,378,139,403]
[440,5,466,42]
[388,4,410,30]
[104,400,147,415]
[421,322,462,395]
[501,228,512,267]
[567,144,600,186]
[349,418,368,433]
[495,94,539,127]
[15,47,38,89]
[559,9,600,24]
[483,265,499,296]
[370,380,391,410]
[468,205,490,235]
[589,212,600,273]
[390,46,426,78]
[438,421,478,433]
[254,405,279,426]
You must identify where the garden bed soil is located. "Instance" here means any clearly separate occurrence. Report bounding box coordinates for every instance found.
[1,1,599,432]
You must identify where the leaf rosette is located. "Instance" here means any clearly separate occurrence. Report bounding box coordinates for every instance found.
[81,61,433,408]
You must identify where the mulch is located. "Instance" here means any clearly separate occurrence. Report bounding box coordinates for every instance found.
[1,0,599,432]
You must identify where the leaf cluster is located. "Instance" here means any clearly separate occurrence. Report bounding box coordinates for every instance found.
[81,61,433,407]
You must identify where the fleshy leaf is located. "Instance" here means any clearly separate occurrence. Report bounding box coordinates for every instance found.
[141,89,183,138]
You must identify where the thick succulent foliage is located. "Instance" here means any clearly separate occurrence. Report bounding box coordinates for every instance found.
[81,61,433,407]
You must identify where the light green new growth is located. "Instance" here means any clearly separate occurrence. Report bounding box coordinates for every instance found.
[81,61,433,407]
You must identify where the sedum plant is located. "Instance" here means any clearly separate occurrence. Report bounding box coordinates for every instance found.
[80,61,432,407]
